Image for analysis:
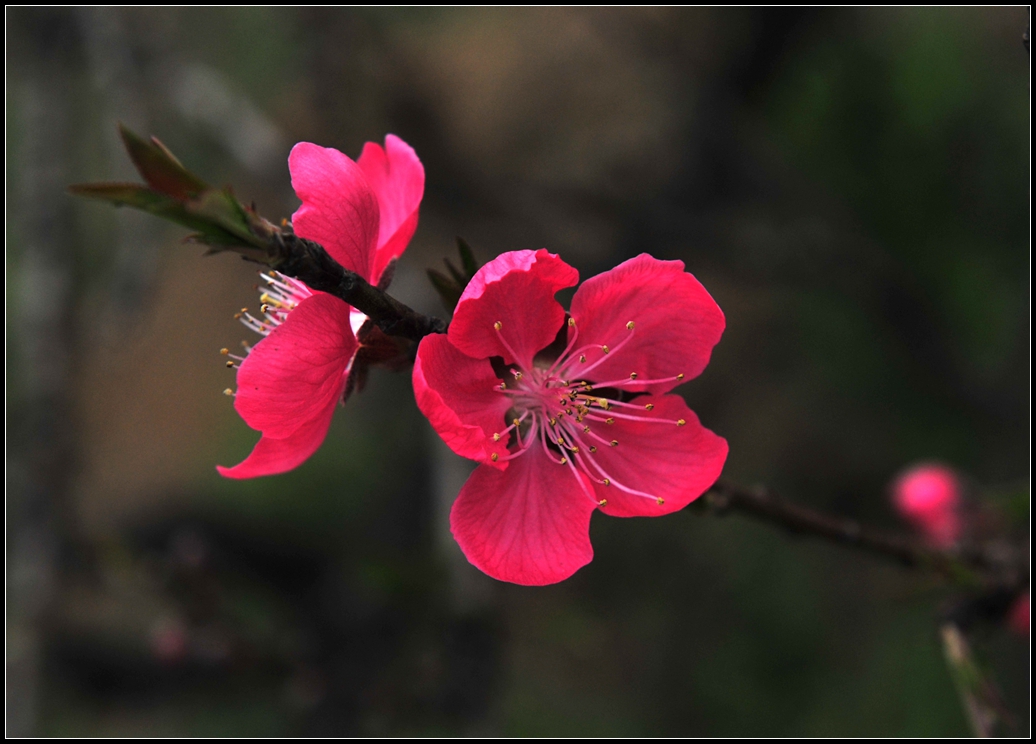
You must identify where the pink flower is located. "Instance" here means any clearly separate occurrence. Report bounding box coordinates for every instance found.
[891,462,962,548]
[1007,593,1029,636]
[414,250,729,585]
[218,136,424,478]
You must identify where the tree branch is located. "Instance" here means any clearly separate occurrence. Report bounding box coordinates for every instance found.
[700,481,1027,588]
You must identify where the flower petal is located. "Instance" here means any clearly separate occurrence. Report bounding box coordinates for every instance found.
[217,402,336,480]
[569,254,725,395]
[581,394,727,517]
[289,142,380,281]
[357,135,425,287]
[450,446,597,586]
[450,249,579,369]
[414,333,513,469]
[234,293,357,439]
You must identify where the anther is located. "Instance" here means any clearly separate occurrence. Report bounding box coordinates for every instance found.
[656,498,665,505]
[493,321,502,331]
[549,418,557,426]
[610,440,619,447]
[241,307,248,313]
[597,398,610,409]
[579,355,586,363]
[491,453,499,462]
[602,478,611,486]
[629,372,638,380]
[513,370,523,380]
[676,373,684,380]
[583,426,590,433]
[225,360,235,368]
[568,318,575,327]
[492,433,501,441]
[589,445,597,453]
[606,417,615,425]
[268,271,277,277]
[601,345,610,354]
[571,447,579,453]
[223,388,234,396]
[220,348,229,355]
[598,499,608,507]
[677,419,686,426]
[645,403,654,411]
[626,321,635,330]
[260,304,270,314]
[560,457,568,465]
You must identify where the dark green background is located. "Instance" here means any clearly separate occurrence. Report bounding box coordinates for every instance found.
[7,8,1029,736]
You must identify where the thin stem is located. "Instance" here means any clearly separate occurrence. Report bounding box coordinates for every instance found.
[699,481,1027,587]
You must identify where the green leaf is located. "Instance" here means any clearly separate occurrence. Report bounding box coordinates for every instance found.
[426,268,462,312]
[118,122,208,200]
[443,257,466,287]
[456,236,479,278]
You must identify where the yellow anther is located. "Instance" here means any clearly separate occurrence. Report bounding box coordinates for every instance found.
[223,388,233,396]
[579,355,587,363]
[560,457,568,465]
[583,426,590,433]
[610,440,619,447]
[513,418,521,427]
[241,307,248,313]
[598,398,610,410]
[225,360,235,368]
[260,293,271,303]
[491,453,499,462]
[234,313,243,319]
[645,403,654,411]
[601,345,610,354]
[268,271,277,277]
[603,478,611,486]
[676,373,685,380]
[571,446,579,453]
[629,372,638,380]
[656,497,665,505]
[513,370,523,380]
[598,499,608,507]
[606,417,615,425]
[677,419,686,426]
[493,321,502,331]
[499,382,507,390]
[568,317,575,327]
[259,325,268,332]
[280,219,288,227]
[589,445,597,453]
[261,304,270,314]
[220,348,229,355]
[549,418,557,426]
[626,321,635,330]
[492,433,501,441]
[566,408,573,415]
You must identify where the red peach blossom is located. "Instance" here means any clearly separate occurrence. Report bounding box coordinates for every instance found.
[414,250,729,585]
[218,136,424,478]
[891,463,961,548]
[1007,593,1029,636]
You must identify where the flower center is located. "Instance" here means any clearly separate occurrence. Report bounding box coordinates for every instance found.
[219,271,314,393]
[488,318,686,510]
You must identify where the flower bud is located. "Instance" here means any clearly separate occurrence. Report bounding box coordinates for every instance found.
[891,462,961,548]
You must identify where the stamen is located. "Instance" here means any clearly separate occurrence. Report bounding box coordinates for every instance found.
[223,388,234,396]
[626,321,635,330]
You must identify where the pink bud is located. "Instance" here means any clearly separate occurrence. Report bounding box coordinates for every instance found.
[891,463,961,548]
[1007,593,1029,636]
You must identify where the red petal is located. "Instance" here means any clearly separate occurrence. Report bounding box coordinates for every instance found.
[450,447,597,586]
[357,135,425,286]
[217,403,336,479]
[413,334,513,469]
[569,254,725,395]
[234,293,357,439]
[450,249,579,369]
[289,142,380,281]
[585,395,727,517]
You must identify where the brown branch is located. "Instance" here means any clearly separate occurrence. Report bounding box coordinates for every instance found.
[700,481,1026,587]
[265,230,446,341]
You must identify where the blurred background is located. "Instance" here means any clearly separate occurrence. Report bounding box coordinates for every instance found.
[6,7,1029,736]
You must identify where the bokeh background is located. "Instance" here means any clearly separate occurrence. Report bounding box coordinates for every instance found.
[7,7,1029,736]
